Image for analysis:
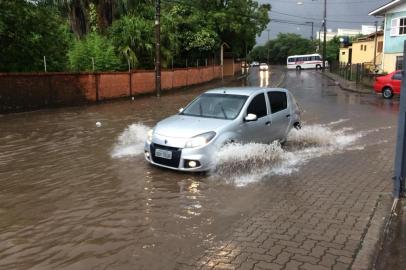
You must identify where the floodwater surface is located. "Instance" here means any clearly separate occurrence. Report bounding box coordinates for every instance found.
[0,68,399,270]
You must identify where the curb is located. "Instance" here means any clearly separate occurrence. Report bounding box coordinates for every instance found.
[320,71,374,95]
[351,193,393,270]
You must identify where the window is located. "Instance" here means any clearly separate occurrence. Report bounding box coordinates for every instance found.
[396,55,404,71]
[401,18,406,35]
[247,93,267,118]
[391,17,406,36]
[360,44,363,51]
[267,91,287,114]
[392,71,403,80]
[377,41,383,53]
[182,94,247,120]
[364,45,367,51]
[341,51,346,55]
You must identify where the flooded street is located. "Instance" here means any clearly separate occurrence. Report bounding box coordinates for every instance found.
[0,68,399,270]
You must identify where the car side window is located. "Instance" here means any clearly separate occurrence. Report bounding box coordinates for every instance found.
[247,93,267,118]
[267,92,288,114]
[392,71,404,80]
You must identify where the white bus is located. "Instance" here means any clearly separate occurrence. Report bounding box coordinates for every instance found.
[287,54,328,70]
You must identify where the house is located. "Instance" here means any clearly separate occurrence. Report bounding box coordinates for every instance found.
[369,0,406,72]
[338,31,383,69]
[352,31,384,68]
[339,45,351,63]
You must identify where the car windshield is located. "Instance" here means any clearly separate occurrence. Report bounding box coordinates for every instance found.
[181,93,248,120]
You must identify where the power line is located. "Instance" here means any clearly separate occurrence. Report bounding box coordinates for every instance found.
[270,9,382,24]
[269,0,384,5]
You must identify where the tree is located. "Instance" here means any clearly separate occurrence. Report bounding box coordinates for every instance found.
[0,0,71,72]
[68,33,121,71]
[325,36,340,63]
[249,33,316,64]
[109,15,154,68]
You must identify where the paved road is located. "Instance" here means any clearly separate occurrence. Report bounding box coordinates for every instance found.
[0,67,398,270]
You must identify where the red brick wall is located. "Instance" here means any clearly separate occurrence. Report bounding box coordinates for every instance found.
[99,73,129,100]
[0,64,236,113]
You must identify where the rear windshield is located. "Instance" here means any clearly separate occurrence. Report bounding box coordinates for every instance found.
[181,93,248,120]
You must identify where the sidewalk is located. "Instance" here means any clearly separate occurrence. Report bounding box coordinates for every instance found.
[321,71,375,95]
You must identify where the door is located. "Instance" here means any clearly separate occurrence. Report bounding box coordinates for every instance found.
[267,91,290,141]
[240,93,270,143]
[392,71,403,94]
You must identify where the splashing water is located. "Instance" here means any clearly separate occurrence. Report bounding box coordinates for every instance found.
[111,123,150,158]
[211,124,364,187]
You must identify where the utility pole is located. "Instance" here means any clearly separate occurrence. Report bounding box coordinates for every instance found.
[267,29,270,64]
[394,41,406,198]
[155,0,161,97]
[373,20,378,68]
[322,0,327,72]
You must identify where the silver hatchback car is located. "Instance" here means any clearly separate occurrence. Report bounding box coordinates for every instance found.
[144,87,301,171]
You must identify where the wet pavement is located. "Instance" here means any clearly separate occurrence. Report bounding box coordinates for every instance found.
[0,67,399,270]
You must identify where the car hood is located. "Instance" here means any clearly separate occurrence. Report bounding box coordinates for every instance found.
[154,115,229,138]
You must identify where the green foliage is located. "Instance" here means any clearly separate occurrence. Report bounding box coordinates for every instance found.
[325,36,340,63]
[0,0,71,72]
[109,15,154,68]
[68,33,121,71]
[2,0,270,72]
[249,33,316,64]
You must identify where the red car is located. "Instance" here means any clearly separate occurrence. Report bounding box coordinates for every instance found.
[373,70,403,99]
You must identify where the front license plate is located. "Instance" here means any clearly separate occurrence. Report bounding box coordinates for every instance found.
[155,149,172,159]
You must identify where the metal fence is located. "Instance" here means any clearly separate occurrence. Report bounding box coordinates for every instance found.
[330,61,379,86]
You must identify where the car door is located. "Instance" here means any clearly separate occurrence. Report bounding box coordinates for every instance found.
[239,93,270,143]
[391,71,403,94]
[267,91,290,141]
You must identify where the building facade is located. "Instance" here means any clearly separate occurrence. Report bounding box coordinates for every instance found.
[369,0,406,72]
[338,32,384,70]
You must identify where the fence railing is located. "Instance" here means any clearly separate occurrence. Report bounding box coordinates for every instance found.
[330,61,379,86]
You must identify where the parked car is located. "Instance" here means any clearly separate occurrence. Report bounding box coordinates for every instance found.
[373,70,403,99]
[144,87,301,171]
[251,61,260,67]
[259,63,269,71]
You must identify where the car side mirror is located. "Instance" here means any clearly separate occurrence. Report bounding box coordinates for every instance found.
[178,108,184,113]
[244,113,257,122]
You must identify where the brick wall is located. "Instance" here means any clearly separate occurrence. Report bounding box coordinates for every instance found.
[0,64,234,113]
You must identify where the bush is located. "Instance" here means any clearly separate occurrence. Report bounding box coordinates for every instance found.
[0,0,71,72]
[68,33,121,72]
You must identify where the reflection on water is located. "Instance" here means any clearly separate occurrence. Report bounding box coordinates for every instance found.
[259,70,269,87]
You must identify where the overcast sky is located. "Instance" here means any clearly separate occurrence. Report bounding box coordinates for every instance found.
[256,0,389,44]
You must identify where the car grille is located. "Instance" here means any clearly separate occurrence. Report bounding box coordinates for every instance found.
[150,143,182,168]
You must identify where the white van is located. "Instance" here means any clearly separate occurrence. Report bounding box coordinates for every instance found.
[287,54,328,70]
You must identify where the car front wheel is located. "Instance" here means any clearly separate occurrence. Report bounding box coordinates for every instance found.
[382,87,393,99]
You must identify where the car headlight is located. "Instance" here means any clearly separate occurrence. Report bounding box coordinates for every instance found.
[184,132,216,148]
[147,129,153,143]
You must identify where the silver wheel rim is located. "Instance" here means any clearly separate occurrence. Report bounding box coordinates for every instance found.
[383,89,391,98]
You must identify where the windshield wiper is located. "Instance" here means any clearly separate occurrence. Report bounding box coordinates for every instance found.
[220,105,228,119]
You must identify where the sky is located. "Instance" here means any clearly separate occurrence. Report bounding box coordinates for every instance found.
[256,0,389,44]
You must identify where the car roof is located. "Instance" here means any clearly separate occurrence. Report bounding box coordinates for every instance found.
[288,54,320,58]
[204,87,289,97]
